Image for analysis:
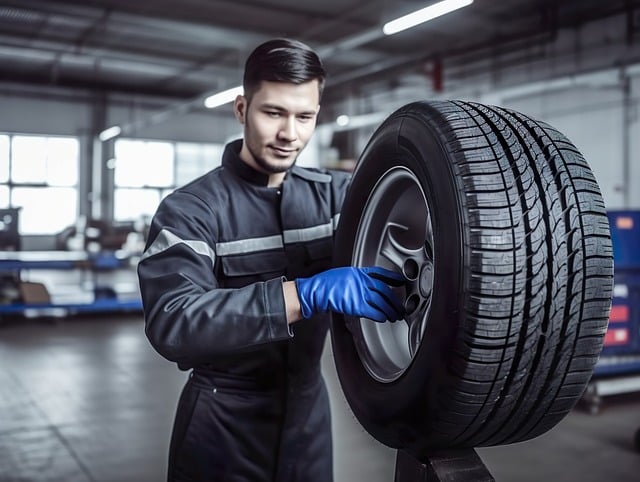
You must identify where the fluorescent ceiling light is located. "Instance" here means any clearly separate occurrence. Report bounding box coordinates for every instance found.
[336,115,350,127]
[204,85,244,109]
[98,125,122,142]
[383,0,473,36]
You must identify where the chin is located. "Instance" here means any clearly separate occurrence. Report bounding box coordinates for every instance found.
[258,157,294,174]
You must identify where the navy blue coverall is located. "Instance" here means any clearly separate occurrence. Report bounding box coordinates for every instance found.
[137,139,350,481]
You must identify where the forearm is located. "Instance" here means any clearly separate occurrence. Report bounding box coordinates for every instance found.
[140,267,292,364]
[283,280,303,324]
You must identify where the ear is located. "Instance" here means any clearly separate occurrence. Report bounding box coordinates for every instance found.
[234,95,247,124]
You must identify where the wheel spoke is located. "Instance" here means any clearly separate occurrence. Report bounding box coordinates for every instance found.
[379,222,422,270]
[352,167,435,382]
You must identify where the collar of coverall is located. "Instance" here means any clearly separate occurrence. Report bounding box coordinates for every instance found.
[222,138,291,187]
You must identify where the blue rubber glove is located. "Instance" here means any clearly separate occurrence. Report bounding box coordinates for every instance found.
[296,266,405,322]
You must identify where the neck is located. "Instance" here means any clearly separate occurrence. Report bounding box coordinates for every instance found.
[238,144,287,187]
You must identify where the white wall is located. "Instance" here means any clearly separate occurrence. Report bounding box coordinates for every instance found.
[336,77,637,210]
[0,87,239,144]
[105,103,239,144]
[0,94,92,137]
[495,82,629,210]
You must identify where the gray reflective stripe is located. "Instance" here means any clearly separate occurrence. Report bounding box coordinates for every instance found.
[216,235,283,256]
[333,213,340,230]
[283,222,333,244]
[141,228,216,266]
[215,217,341,257]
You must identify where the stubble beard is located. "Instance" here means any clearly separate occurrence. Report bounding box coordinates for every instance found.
[249,144,293,174]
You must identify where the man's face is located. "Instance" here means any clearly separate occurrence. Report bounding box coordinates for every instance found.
[234,80,320,177]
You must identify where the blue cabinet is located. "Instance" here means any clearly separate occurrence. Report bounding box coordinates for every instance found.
[593,211,640,377]
[584,211,640,412]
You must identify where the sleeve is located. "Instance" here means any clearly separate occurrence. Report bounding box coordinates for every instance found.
[137,190,292,366]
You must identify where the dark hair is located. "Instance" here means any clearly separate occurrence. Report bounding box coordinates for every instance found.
[243,38,326,102]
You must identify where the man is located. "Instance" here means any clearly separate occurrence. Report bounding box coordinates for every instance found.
[137,38,404,481]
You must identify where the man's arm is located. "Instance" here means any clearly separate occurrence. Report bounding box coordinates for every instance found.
[139,191,293,366]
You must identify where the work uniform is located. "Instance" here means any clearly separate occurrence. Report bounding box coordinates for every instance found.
[137,139,351,482]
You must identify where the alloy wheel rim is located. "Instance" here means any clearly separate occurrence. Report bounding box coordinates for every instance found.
[351,166,435,383]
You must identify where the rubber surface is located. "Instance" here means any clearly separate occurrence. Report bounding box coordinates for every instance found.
[331,100,614,455]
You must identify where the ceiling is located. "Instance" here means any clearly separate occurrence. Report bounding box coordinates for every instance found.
[0,0,638,123]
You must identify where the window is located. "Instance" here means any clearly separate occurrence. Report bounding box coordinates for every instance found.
[0,186,8,207]
[12,187,77,234]
[175,143,224,187]
[0,135,9,183]
[113,139,223,222]
[114,139,174,188]
[0,133,79,235]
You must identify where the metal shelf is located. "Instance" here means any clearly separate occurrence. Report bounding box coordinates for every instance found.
[0,250,141,317]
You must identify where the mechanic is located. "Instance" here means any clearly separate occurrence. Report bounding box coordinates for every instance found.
[137,38,405,481]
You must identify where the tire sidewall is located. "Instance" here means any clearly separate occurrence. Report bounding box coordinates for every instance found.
[331,106,467,449]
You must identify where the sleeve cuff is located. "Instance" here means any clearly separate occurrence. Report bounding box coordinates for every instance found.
[265,277,293,339]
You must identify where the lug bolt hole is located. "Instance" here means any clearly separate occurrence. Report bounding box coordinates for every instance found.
[403,258,420,281]
[404,294,420,315]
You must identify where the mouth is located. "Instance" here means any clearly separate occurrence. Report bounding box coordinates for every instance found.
[269,145,297,157]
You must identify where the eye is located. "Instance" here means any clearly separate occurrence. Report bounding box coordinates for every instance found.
[265,110,281,118]
[298,114,314,122]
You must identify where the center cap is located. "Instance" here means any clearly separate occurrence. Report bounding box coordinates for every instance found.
[419,263,433,298]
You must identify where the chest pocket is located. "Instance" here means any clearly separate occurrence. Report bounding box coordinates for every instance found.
[298,237,334,278]
[219,250,287,288]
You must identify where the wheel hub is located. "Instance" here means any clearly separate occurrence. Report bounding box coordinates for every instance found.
[419,263,433,298]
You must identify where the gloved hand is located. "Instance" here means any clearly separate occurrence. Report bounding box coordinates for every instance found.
[296,266,405,322]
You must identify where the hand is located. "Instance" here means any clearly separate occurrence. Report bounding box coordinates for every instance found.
[295,266,405,322]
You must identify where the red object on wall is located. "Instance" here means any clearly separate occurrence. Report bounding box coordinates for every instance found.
[604,328,630,346]
[610,305,630,322]
[432,59,443,92]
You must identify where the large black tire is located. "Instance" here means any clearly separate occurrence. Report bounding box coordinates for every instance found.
[331,100,614,457]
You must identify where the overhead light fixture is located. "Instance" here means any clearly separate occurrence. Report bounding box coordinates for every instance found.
[336,115,350,127]
[98,125,122,142]
[383,0,473,36]
[204,86,244,109]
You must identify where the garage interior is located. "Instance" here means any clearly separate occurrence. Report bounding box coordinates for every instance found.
[0,0,639,480]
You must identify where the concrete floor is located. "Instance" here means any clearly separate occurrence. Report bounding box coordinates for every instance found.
[0,314,638,482]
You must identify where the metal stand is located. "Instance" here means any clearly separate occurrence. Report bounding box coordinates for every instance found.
[394,449,495,482]
[582,374,640,414]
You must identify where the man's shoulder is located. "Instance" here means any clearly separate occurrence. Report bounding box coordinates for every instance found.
[165,166,229,207]
[176,166,226,193]
[290,165,351,185]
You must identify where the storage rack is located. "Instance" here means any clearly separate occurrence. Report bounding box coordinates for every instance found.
[0,250,142,317]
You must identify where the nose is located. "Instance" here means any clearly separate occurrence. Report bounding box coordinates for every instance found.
[278,116,297,142]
